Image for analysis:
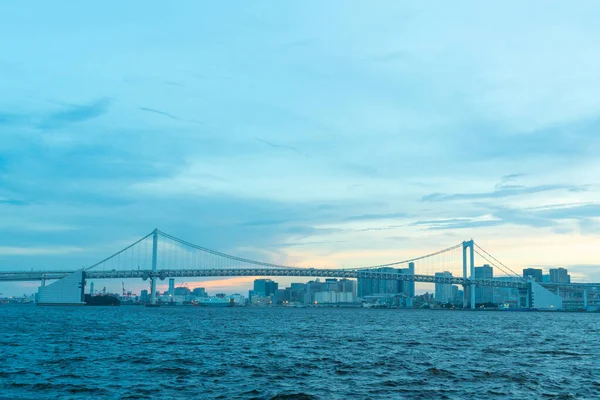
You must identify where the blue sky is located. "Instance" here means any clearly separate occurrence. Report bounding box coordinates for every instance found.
[1,1,600,296]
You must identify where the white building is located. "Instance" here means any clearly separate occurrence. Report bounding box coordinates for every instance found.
[36,271,85,306]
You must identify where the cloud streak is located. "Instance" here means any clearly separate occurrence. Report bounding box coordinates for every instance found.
[37,98,112,129]
[421,184,586,202]
[256,138,302,154]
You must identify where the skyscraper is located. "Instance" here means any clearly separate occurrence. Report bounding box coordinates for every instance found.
[168,278,175,296]
[357,266,414,297]
[523,268,543,282]
[253,279,278,296]
[474,265,494,304]
[435,271,453,303]
[549,268,570,284]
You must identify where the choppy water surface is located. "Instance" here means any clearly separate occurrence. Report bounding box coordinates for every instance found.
[1,306,599,399]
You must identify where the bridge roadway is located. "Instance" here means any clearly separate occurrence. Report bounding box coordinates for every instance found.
[0,268,529,289]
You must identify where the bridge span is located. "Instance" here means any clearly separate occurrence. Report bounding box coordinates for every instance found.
[0,268,528,289]
[2,229,594,309]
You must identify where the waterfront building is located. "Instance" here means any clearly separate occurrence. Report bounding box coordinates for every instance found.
[174,287,191,296]
[250,295,273,305]
[474,265,494,304]
[168,278,175,296]
[401,262,416,298]
[357,263,414,298]
[528,282,562,309]
[314,291,356,304]
[289,283,307,303]
[434,271,453,303]
[192,287,207,297]
[452,286,463,304]
[492,277,520,306]
[549,268,570,284]
[337,279,357,296]
[253,279,279,296]
[140,289,149,303]
[523,268,543,282]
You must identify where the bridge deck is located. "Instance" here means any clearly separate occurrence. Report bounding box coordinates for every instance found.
[0,268,530,288]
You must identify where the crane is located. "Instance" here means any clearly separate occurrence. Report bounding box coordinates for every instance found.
[121,282,133,300]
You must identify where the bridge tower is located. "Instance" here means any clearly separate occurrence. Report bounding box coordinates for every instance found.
[150,228,158,305]
[462,240,475,309]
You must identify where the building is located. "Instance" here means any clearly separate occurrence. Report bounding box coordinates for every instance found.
[140,289,149,303]
[192,287,207,297]
[357,263,414,298]
[491,277,520,306]
[434,271,453,303]
[36,271,86,306]
[168,278,175,296]
[549,268,570,284]
[314,291,356,304]
[174,287,191,296]
[401,262,416,298]
[253,279,279,296]
[337,279,357,296]
[451,286,462,304]
[523,268,543,282]
[474,265,494,304]
[528,282,562,310]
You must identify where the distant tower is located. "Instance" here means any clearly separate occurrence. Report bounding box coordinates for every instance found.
[90,281,95,295]
[168,278,175,296]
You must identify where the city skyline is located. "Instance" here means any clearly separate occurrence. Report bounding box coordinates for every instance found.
[2,1,600,297]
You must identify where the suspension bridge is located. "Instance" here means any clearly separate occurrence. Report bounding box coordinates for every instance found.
[0,229,595,309]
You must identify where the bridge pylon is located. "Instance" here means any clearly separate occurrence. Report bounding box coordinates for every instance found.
[150,228,158,305]
[462,240,475,309]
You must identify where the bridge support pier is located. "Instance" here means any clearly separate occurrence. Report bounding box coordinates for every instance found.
[150,277,157,305]
[462,240,475,309]
[150,228,158,305]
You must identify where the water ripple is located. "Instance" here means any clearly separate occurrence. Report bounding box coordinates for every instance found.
[1,306,599,399]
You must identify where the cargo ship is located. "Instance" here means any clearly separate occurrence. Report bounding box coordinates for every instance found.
[84,294,120,306]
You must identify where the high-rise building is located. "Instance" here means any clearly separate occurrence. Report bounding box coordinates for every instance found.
[358,265,414,297]
[324,279,339,292]
[523,268,543,282]
[140,289,149,303]
[397,263,415,297]
[337,279,356,295]
[474,264,494,304]
[168,278,175,296]
[549,268,570,284]
[357,276,374,297]
[192,287,207,297]
[434,271,453,303]
[377,267,398,294]
[253,279,278,296]
[451,285,460,303]
[289,283,307,303]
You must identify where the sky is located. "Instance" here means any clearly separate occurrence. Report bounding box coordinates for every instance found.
[1,1,600,296]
